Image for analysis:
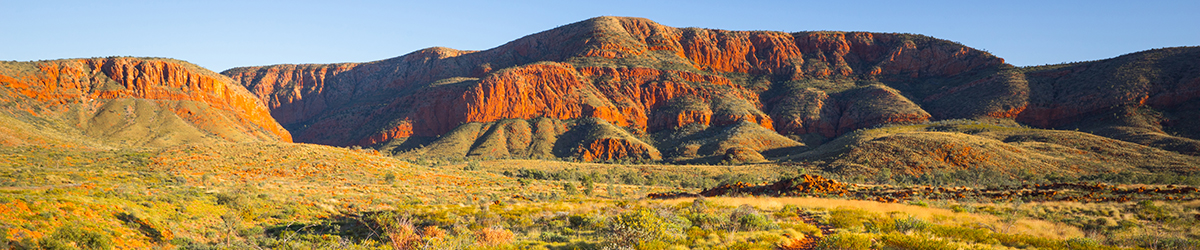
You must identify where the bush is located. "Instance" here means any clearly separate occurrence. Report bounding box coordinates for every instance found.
[780,221,823,237]
[816,232,872,250]
[880,232,958,250]
[568,214,601,230]
[827,208,873,229]
[1063,237,1102,249]
[687,213,729,231]
[606,208,688,248]
[737,212,777,231]
[43,226,113,250]
[539,231,569,243]
[214,192,247,208]
[562,182,578,196]
[893,216,929,233]
[517,168,547,179]
[581,176,595,196]
[730,205,777,231]
[463,161,482,171]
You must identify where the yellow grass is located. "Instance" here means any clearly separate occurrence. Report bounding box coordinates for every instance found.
[663,196,1084,240]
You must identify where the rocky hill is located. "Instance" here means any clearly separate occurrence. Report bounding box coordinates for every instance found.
[225,16,1023,162]
[788,47,1200,176]
[1019,47,1200,155]
[0,57,291,148]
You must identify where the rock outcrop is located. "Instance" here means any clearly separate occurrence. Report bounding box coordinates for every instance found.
[0,57,291,147]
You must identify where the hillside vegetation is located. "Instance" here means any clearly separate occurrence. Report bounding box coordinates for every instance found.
[1020,47,1200,156]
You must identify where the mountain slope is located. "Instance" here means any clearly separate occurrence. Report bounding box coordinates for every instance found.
[791,120,1200,178]
[224,16,1013,161]
[1019,47,1200,155]
[0,57,291,148]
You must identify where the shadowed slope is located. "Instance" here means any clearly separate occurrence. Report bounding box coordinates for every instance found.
[1019,47,1200,155]
[793,121,1200,178]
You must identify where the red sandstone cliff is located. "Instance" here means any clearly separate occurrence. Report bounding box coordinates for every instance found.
[0,57,291,147]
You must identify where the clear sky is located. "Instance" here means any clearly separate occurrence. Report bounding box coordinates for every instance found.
[2,0,1196,72]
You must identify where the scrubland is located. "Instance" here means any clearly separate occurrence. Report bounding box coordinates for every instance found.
[2,142,1198,250]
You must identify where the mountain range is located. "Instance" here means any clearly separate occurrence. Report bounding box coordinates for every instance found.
[2,16,1198,176]
[4,16,1200,249]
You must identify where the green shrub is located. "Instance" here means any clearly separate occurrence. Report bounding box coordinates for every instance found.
[606,208,688,248]
[730,205,777,231]
[562,182,578,195]
[44,226,113,250]
[880,232,958,250]
[780,221,823,237]
[517,168,547,179]
[1122,235,1200,250]
[568,215,594,229]
[581,176,595,196]
[893,216,929,233]
[775,204,802,218]
[1064,237,1102,249]
[827,208,873,229]
[1135,200,1171,222]
[539,231,569,243]
[816,232,872,250]
[463,161,482,171]
[686,212,729,230]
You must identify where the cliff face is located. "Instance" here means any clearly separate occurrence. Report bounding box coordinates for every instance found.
[223,16,1014,161]
[0,57,291,147]
[228,63,359,126]
[610,18,1001,78]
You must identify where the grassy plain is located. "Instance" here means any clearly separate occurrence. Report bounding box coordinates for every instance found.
[2,142,1198,249]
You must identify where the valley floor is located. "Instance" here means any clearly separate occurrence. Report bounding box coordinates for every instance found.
[1,144,1197,249]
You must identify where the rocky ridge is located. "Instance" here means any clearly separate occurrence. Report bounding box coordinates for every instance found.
[224,16,1013,162]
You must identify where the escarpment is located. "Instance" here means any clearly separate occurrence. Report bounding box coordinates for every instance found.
[0,57,291,147]
[221,16,1199,162]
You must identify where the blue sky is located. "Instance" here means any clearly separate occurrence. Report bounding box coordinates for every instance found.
[2,0,1196,71]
